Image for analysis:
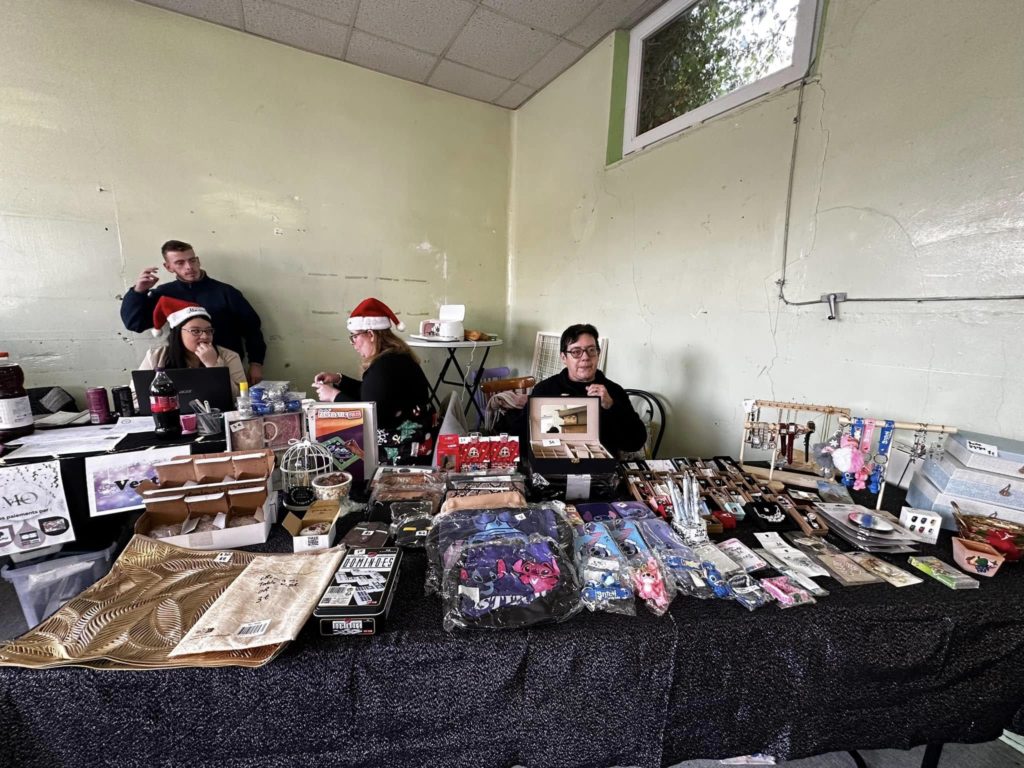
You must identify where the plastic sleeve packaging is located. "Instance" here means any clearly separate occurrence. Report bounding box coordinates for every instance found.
[441,528,581,631]
[634,518,711,599]
[608,519,676,615]
[388,500,434,549]
[759,575,816,608]
[425,503,577,608]
[574,522,636,616]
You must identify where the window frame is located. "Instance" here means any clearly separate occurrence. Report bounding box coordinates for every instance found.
[622,0,820,156]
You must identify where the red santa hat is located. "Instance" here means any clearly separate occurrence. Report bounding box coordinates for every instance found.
[347,297,405,332]
[152,296,211,336]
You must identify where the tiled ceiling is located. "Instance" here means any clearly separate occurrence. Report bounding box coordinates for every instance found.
[135,0,668,108]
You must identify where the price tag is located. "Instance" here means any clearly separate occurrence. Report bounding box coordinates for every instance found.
[965,439,998,458]
[541,438,561,447]
[229,421,246,433]
[214,552,232,564]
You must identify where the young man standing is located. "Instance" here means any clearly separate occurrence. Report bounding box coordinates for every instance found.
[120,240,267,383]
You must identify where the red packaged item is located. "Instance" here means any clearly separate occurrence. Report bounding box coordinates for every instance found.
[458,434,490,471]
[488,434,519,470]
[435,434,460,471]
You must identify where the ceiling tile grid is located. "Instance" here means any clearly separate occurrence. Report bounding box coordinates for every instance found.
[135,0,670,109]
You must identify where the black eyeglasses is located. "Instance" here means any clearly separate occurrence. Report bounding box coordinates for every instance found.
[183,327,215,337]
[565,346,599,359]
[349,331,369,343]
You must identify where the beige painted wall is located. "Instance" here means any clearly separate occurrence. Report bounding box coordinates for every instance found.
[0,0,510,399]
[508,0,1024,456]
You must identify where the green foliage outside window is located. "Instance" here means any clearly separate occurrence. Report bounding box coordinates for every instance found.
[638,0,799,134]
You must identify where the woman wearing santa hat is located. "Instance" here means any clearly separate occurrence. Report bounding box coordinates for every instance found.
[133,297,247,402]
[314,297,435,465]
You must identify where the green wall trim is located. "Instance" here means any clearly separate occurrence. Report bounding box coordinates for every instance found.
[606,29,630,166]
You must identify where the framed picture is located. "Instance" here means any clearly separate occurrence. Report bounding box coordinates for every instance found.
[306,402,377,482]
[85,446,183,516]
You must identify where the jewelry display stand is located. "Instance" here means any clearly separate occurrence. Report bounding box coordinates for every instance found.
[837,416,958,510]
[739,399,852,489]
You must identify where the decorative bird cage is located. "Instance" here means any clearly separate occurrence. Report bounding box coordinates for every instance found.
[279,439,334,492]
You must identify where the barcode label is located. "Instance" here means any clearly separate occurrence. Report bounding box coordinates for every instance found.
[214,552,232,564]
[237,619,270,637]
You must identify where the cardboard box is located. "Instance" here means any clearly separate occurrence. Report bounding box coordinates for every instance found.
[313,547,402,636]
[282,500,341,552]
[133,487,273,550]
[138,449,278,524]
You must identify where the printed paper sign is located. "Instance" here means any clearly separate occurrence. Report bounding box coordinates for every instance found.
[965,439,998,458]
[0,460,76,556]
[85,447,183,516]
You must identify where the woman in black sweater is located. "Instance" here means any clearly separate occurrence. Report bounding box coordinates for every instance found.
[314,298,434,465]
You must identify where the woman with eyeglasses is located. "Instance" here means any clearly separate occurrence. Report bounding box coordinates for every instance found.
[313,298,435,465]
[526,323,647,456]
[134,298,247,401]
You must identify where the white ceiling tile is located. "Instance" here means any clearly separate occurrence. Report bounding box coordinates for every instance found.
[270,0,357,26]
[138,0,245,28]
[481,0,601,36]
[347,30,437,83]
[566,0,648,47]
[446,7,557,80]
[428,59,512,102]
[354,0,476,55]
[241,0,349,59]
[494,83,535,109]
[519,40,585,89]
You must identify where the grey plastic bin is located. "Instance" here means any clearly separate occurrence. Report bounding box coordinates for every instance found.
[1,543,117,628]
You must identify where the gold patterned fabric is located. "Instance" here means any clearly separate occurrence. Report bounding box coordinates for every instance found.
[0,535,285,670]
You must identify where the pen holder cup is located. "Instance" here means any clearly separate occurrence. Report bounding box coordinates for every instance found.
[196,410,225,436]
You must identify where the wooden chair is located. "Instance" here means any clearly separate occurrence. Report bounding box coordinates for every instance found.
[480,376,535,434]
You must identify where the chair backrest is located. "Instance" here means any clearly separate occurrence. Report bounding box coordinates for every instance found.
[624,389,666,458]
[465,366,511,428]
[481,376,535,396]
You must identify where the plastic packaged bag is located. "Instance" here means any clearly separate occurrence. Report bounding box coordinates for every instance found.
[608,519,675,615]
[634,518,711,599]
[574,521,635,615]
[441,532,581,630]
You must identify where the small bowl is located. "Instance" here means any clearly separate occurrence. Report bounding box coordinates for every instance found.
[952,536,1005,578]
[312,471,353,501]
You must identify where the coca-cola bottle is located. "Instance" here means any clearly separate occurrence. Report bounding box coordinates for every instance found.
[149,368,181,437]
[0,352,34,442]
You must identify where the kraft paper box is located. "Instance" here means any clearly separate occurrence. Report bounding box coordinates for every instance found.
[135,485,273,550]
[282,500,341,553]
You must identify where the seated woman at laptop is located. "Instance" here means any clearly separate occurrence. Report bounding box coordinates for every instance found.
[132,298,246,405]
[313,297,435,465]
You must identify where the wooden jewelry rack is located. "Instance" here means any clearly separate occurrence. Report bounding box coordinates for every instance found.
[740,399,852,489]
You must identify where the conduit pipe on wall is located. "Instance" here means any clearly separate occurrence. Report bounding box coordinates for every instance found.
[775,20,1024,319]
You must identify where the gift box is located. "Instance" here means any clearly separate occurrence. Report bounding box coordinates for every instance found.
[945,431,1024,481]
[920,453,1024,514]
[905,471,1023,531]
[526,397,617,501]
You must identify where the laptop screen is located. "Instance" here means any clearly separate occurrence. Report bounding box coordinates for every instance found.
[131,368,235,415]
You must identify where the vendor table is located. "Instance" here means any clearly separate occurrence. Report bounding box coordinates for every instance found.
[406,338,503,423]
[2,523,1023,768]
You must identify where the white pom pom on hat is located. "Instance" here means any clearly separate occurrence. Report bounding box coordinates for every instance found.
[346,297,405,332]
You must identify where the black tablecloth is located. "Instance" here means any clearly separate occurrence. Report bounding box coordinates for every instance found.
[2,488,1024,767]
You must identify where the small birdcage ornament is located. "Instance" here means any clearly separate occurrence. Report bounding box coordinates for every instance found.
[279,439,334,492]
